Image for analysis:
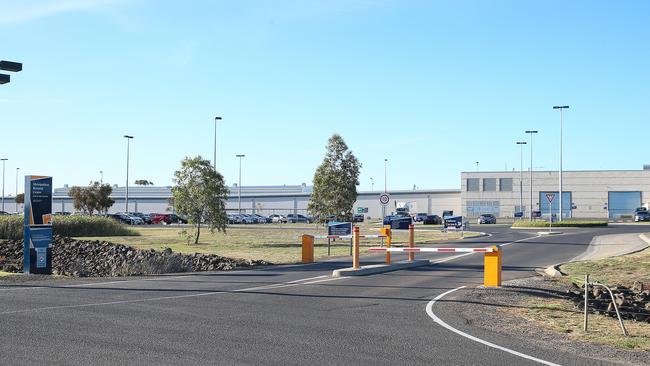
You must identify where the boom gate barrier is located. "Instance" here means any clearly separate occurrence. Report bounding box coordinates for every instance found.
[302,225,502,287]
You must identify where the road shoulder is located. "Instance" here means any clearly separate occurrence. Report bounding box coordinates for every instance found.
[432,277,649,366]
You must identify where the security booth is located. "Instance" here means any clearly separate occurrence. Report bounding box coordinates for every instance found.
[23,176,53,275]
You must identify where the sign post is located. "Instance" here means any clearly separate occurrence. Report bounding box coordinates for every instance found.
[379,193,390,220]
[328,221,352,256]
[546,193,556,233]
[23,176,53,274]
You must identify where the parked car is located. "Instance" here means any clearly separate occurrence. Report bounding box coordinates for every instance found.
[251,214,267,224]
[423,215,442,225]
[117,212,144,225]
[268,214,287,223]
[287,214,312,223]
[477,214,497,224]
[238,214,255,224]
[167,214,188,224]
[383,215,396,225]
[634,211,650,222]
[352,214,364,223]
[0,211,9,215]
[107,213,138,225]
[129,212,152,224]
[151,213,172,225]
[54,211,72,216]
[414,213,428,222]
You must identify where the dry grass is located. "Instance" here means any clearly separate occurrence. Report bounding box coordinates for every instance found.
[75,224,480,264]
[504,297,650,350]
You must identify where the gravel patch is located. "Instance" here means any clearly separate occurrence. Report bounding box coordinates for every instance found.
[445,276,649,365]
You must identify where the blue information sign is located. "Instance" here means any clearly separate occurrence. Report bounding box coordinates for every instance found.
[444,216,463,229]
[23,176,53,275]
[328,222,352,236]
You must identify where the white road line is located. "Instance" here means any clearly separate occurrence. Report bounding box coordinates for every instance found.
[426,286,562,366]
[0,274,344,315]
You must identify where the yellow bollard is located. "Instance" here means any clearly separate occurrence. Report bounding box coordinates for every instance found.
[383,225,392,264]
[301,234,314,263]
[408,224,415,262]
[484,245,502,287]
[352,227,360,269]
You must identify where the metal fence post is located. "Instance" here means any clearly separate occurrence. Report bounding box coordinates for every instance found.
[584,274,589,332]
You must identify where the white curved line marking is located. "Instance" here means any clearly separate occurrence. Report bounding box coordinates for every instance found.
[426,286,562,366]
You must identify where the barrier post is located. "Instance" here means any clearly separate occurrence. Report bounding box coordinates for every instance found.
[483,245,502,287]
[301,235,314,263]
[352,227,360,269]
[384,225,392,264]
[408,224,415,262]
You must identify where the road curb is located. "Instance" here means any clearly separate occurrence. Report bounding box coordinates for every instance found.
[332,260,430,277]
[543,233,650,279]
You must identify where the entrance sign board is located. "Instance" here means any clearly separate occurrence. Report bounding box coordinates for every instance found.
[328,222,352,237]
[23,176,53,274]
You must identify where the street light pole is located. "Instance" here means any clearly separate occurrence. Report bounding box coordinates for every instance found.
[124,135,134,212]
[475,161,479,172]
[516,141,527,218]
[214,117,222,170]
[553,106,569,221]
[1,158,6,213]
[100,170,103,184]
[236,154,245,214]
[525,130,538,220]
[370,177,374,192]
[383,159,388,219]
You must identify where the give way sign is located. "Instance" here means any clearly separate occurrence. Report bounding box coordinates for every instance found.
[546,193,556,203]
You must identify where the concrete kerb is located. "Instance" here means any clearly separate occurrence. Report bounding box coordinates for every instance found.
[332,260,430,277]
[542,232,650,279]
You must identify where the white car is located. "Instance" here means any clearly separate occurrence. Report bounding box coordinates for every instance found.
[269,214,287,223]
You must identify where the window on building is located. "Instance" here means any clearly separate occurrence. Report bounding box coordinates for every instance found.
[608,192,641,219]
[467,178,480,192]
[483,178,497,192]
[499,178,513,192]
[466,201,500,218]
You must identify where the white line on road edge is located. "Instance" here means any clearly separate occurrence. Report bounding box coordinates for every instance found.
[0,275,344,315]
[426,286,562,366]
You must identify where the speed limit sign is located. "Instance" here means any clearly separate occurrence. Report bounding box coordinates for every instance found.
[379,193,390,206]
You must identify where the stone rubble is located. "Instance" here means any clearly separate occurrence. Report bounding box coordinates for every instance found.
[0,236,269,277]
[567,281,650,323]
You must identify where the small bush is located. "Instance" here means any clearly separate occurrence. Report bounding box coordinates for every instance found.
[511,219,608,228]
[0,215,139,239]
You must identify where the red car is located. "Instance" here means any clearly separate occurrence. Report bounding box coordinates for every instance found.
[151,214,172,225]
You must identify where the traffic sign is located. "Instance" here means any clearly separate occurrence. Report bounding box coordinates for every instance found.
[546,193,556,203]
[379,193,390,206]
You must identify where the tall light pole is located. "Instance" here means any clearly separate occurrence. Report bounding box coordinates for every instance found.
[553,106,569,221]
[525,130,538,220]
[99,170,103,184]
[124,135,134,212]
[475,161,479,172]
[370,177,374,192]
[516,141,527,218]
[383,159,388,219]
[236,154,245,214]
[214,117,222,170]
[15,167,20,214]
[1,158,6,212]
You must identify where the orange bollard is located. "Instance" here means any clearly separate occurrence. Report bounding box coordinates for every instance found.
[301,235,314,263]
[408,224,415,262]
[352,227,360,269]
[384,225,392,265]
[484,245,502,287]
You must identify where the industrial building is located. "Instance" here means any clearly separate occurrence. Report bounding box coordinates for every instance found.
[2,166,648,220]
[461,167,650,219]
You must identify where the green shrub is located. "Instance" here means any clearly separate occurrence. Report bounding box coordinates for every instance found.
[511,219,608,228]
[0,215,139,239]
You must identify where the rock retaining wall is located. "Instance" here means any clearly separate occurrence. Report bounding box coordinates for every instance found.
[0,236,269,277]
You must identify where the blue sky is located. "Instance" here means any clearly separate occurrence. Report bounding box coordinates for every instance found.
[1,0,649,195]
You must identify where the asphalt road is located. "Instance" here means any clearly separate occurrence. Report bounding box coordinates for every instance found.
[1,225,648,365]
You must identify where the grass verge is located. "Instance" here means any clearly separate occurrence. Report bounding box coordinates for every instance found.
[76,226,481,264]
[512,219,608,228]
[506,234,650,350]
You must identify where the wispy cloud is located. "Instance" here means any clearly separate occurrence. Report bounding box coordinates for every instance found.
[0,0,128,25]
